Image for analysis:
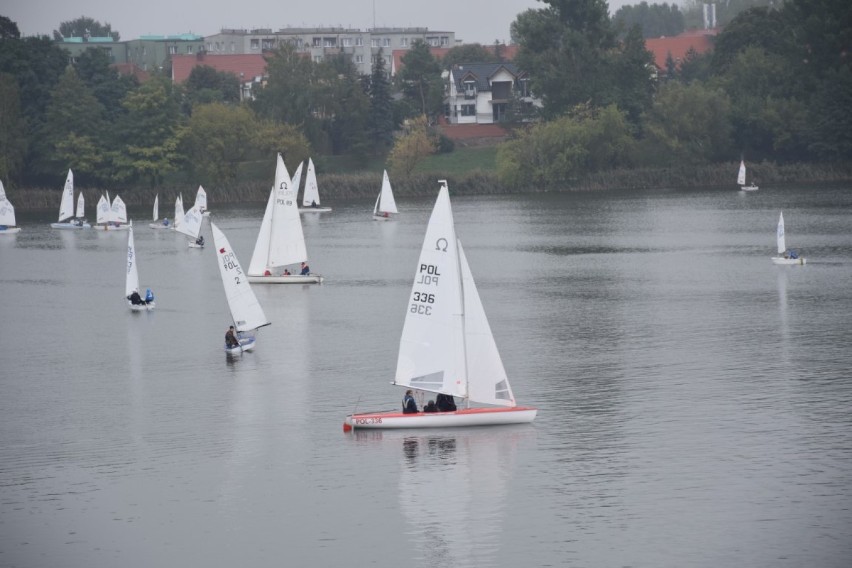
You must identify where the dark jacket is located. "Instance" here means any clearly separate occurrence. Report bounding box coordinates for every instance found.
[225,330,239,347]
[402,394,418,414]
[436,393,457,412]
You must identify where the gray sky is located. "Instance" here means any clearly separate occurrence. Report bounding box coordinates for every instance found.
[5,0,635,45]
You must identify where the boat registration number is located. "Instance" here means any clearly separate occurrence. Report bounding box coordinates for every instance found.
[355,417,383,425]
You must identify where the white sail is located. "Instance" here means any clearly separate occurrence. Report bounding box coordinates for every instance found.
[290,161,304,194]
[152,194,159,221]
[777,212,786,255]
[194,185,207,211]
[176,204,204,238]
[76,193,85,219]
[302,157,320,206]
[211,222,270,333]
[458,242,516,407]
[57,170,75,222]
[737,160,746,186]
[248,188,275,276]
[0,180,16,226]
[125,221,139,296]
[111,195,128,224]
[395,185,466,398]
[96,195,110,224]
[377,170,398,214]
[174,194,184,230]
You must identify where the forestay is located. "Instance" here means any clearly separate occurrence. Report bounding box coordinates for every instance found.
[212,222,270,333]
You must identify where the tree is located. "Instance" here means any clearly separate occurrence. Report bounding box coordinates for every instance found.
[182,103,260,184]
[612,2,685,39]
[0,35,69,125]
[324,53,371,159]
[0,73,27,181]
[75,48,137,123]
[368,49,395,154]
[441,44,500,69]
[0,15,20,39]
[397,40,444,119]
[387,115,436,177]
[183,65,240,109]
[54,16,119,41]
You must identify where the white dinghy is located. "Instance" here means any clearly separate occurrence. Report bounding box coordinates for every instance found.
[173,194,184,232]
[125,221,155,311]
[50,170,90,229]
[738,159,758,191]
[194,185,210,216]
[771,211,806,265]
[0,180,22,234]
[247,154,323,284]
[298,157,332,212]
[211,222,271,354]
[95,193,130,230]
[372,169,398,221]
[177,203,205,248]
[343,181,537,431]
[149,194,171,229]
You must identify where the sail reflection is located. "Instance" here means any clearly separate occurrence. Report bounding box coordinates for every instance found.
[356,427,534,567]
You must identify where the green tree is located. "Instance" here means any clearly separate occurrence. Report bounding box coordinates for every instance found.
[0,73,27,181]
[0,35,69,125]
[0,16,21,39]
[640,82,732,165]
[112,77,182,185]
[612,2,685,39]
[397,40,444,119]
[75,47,137,123]
[182,103,257,184]
[441,43,500,69]
[325,54,371,159]
[183,65,240,109]
[54,16,119,41]
[497,104,635,187]
[368,48,395,154]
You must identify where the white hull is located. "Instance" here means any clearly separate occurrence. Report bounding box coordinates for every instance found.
[149,223,171,230]
[225,336,256,354]
[51,222,90,229]
[372,214,394,221]
[0,227,22,234]
[202,211,210,217]
[96,223,130,231]
[299,207,332,213]
[740,185,759,191]
[247,274,323,284]
[343,406,538,431]
[772,256,806,265]
[127,300,155,311]
[188,242,204,248]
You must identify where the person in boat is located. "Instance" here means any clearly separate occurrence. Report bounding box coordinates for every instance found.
[225,326,240,348]
[162,217,170,227]
[402,390,418,414]
[145,288,155,304]
[128,290,145,305]
[311,200,317,208]
[282,269,291,276]
[300,262,310,276]
[435,393,457,412]
[195,235,204,246]
[264,269,272,276]
[789,249,799,259]
[423,400,437,413]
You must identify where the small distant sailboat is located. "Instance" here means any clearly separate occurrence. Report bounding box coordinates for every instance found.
[372,170,398,221]
[211,221,270,354]
[95,192,129,230]
[299,158,332,212]
[50,170,90,229]
[173,194,184,232]
[738,160,758,191]
[343,180,537,431]
[125,221,155,311]
[0,180,21,234]
[194,185,210,216]
[248,154,323,284]
[771,212,806,265]
[149,194,170,229]
[177,204,205,248]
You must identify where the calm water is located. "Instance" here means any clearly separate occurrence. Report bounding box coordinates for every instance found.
[1,184,851,567]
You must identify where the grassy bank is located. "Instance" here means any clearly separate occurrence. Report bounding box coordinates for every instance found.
[6,149,852,211]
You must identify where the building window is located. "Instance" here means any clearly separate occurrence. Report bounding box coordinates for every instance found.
[464,81,476,98]
[230,42,235,53]
[343,37,352,47]
[400,38,408,47]
[250,39,259,50]
[440,36,449,46]
[187,45,193,54]
[354,54,364,63]
[355,37,363,46]
[313,55,323,63]
[262,39,275,50]
[313,37,322,47]
[382,38,391,47]
[426,36,439,46]
[371,38,379,48]
[461,104,475,116]
[169,46,178,55]
[323,37,336,47]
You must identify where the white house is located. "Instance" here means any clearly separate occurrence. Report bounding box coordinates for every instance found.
[444,62,541,125]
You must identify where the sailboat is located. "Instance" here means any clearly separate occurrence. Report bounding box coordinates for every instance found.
[0,180,22,234]
[194,185,210,216]
[149,194,170,229]
[372,170,399,220]
[125,221,155,311]
[738,160,758,191]
[211,221,271,354]
[50,170,90,229]
[343,181,537,431]
[173,194,184,232]
[299,157,332,212]
[95,192,129,230]
[247,154,323,284]
[771,211,806,265]
[178,204,205,248]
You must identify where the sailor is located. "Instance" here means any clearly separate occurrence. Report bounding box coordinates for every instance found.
[128,290,144,305]
[196,235,204,246]
[225,326,240,348]
[145,288,154,304]
[300,262,310,276]
[402,390,418,414]
[436,393,457,412]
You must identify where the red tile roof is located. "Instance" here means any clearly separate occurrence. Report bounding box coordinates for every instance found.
[111,63,150,82]
[171,53,268,83]
[645,29,718,70]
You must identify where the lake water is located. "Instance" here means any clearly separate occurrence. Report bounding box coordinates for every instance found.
[1,184,851,567]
